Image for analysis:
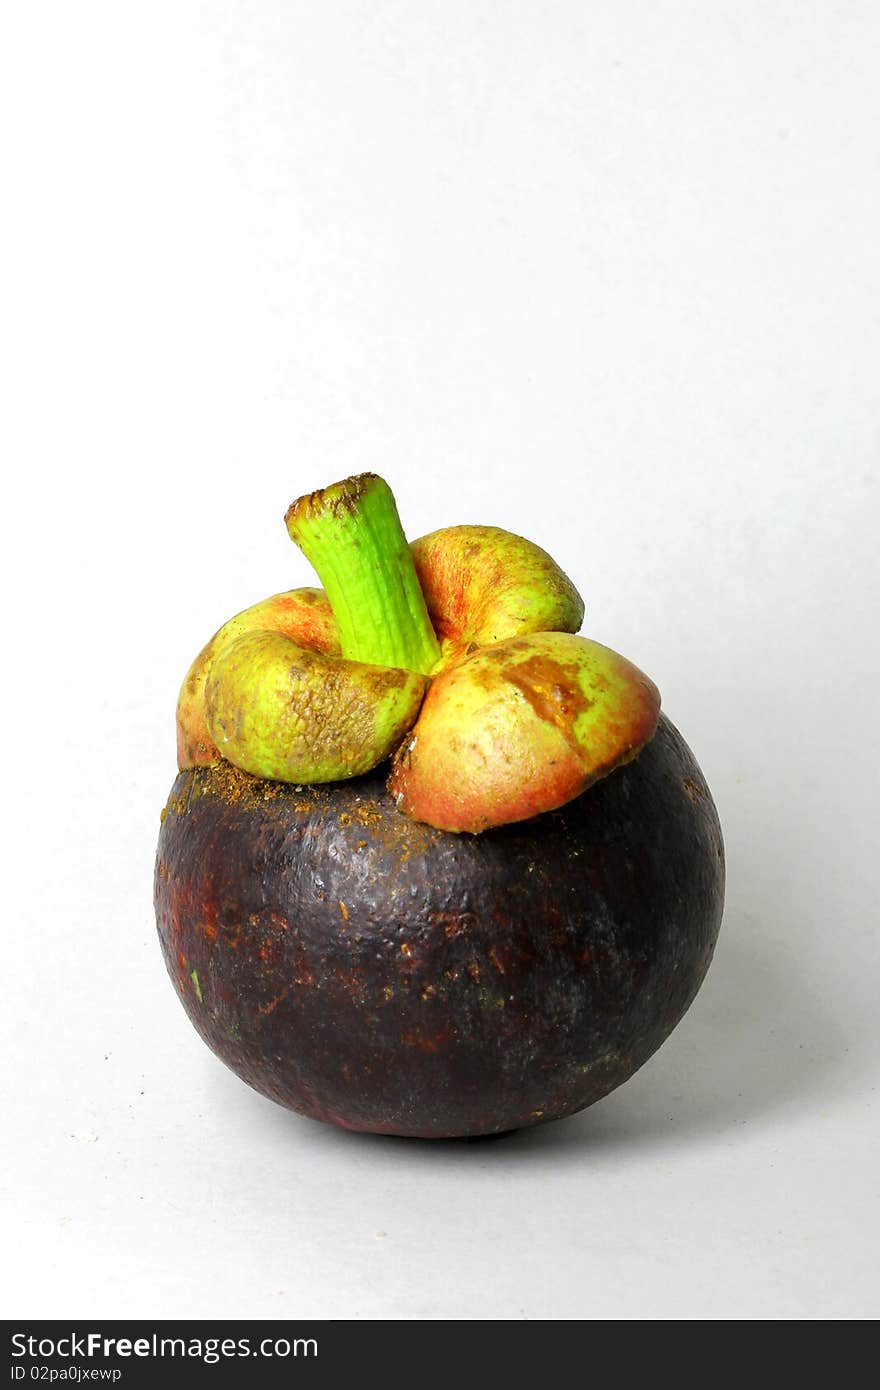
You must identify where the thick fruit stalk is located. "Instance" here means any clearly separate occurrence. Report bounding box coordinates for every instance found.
[286,474,441,676]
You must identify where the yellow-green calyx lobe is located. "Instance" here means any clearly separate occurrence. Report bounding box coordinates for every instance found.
[410,525,584,669]
[176,475,439,785]
[286,474,441,677]
[206,631,426,783]
[176,588,338,769]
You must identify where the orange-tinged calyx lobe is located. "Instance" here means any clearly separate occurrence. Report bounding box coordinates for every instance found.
[410,525,584,669]
[389,631,660,833]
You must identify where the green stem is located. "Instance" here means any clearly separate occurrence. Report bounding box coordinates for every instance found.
[285,474,441,676]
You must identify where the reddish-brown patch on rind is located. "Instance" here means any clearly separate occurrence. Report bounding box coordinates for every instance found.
[155,715,724,1137]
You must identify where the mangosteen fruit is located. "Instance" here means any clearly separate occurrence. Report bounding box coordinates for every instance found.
[155,474,724,1137]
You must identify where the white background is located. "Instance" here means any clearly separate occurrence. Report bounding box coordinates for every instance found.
[2,2,878,1320]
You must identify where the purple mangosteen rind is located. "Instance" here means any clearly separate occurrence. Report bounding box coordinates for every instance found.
[155,714,724,1139]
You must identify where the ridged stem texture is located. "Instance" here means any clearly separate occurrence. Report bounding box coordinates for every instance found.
[285,474,441,676]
